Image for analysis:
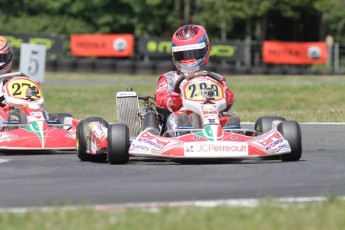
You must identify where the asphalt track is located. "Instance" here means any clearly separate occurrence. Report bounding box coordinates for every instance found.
[0,123,344,208]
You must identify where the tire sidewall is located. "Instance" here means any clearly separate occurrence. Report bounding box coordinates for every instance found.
[107,123,129,164]
[278,120,302,161]
[76,117,109,161]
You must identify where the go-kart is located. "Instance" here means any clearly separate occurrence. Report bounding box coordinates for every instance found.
[77,71,302,164]
[0,72,78,150]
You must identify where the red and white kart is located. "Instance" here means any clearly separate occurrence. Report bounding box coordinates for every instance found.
[77,71,302,164]
[0,72,78,150]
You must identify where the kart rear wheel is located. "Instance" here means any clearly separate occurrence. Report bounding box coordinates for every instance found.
[255,116,286,134]
[107,123,130,164]
[76,117,109,162]
[278,120,302,162]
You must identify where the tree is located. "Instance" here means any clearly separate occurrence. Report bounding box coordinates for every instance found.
[314,0,345,42]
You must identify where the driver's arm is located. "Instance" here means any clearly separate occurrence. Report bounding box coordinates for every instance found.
[220,75,235,111]
[155,73,182,112]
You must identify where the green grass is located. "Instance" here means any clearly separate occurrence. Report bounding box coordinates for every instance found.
[42,72,345,122]
[1,198,345,230]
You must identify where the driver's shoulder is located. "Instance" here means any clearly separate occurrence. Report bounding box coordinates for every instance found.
[160,70,178,81]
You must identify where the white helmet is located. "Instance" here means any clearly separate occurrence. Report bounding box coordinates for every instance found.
[0,36,13,75]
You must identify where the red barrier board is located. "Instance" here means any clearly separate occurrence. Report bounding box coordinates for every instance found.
[263,41,327,64]
[71,34,134,57]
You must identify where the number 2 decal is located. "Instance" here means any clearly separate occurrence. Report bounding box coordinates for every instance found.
[188,84,197,98]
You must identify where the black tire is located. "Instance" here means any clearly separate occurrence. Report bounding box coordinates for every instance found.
[49,113,73,123]
[225,112,241,127]
[107,123,130,164]
[278,120,302,162]
[254,116,286,134]
[76,117,109,162]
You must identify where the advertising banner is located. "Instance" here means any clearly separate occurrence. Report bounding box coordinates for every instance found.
[138,36,244,61]
[4,33,64,56]
[263,41,328,64]
[71,34,134,57]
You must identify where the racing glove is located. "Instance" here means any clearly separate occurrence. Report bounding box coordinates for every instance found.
[225,88,235,110]
[167,92,182,112]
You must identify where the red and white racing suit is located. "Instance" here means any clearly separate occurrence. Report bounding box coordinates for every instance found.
[0,75,11,125]
[155,71,235,130]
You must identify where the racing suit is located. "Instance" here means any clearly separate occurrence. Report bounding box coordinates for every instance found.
[155,71,236,132]
[0,75,11,125]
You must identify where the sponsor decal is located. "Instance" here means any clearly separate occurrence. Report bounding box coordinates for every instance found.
[133,132,172,152]
[255,131,283,147]
[276,143,291,153]
[136,132,170,151]
[71,34,134,57]
[253,130,290,153]
[129,144,150,153]
[265,138,283,151]
[116,91,137,97]
[172,43,206,52]
[113,38,128,51]
[4,33,64,56]
[202,106,216,113]
[184,141,248,157]
[89,122,108,153]
[262,41,327,64]
[137,137,165,150]
[307,46,321,59]
[89,122,107,138]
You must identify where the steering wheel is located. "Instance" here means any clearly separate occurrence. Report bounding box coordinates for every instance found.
[173,71,224,94]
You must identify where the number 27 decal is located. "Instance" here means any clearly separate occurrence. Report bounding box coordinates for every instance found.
[7,79,42,99]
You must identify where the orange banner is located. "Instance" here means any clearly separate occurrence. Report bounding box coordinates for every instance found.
[70,34,134,57]
[263,41,327,65]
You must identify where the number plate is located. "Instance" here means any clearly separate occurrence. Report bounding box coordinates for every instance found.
[183,79,223,101]
[5,77,42,100]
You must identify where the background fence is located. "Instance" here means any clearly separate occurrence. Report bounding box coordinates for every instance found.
[10,40,345,75]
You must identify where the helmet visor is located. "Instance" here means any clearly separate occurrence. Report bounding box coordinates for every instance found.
[0,53,12,63]
[172,43,207,61]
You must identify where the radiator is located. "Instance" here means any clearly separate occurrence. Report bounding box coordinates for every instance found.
[116,91,141,137]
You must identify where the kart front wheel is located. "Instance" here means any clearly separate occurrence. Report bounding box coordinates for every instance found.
[107,123,130,164]
[255,116,286,134]
[76,117,108,162]
[278,120,302,162]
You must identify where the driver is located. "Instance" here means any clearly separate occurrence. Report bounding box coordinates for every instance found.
[155,24,239,132]
[0,36,47,126]
[0,36,14,122]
